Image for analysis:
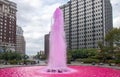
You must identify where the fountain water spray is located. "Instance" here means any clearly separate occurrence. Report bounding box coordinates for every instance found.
[47,8,67,73]
[42,7,76,73]
[48,8,67,69]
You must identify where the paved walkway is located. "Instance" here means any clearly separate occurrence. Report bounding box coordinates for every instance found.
[0,62,120,70]
[0,65,23,68]
[70,62,120,70]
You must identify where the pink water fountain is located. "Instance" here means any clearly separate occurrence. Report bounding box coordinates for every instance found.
[42,7,76,74]
[0,8,120,77]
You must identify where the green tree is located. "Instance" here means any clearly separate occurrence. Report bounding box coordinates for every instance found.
[68,49,98,61]
[97,28,120,63]
[35,52,40,59]
[105,28,120,59]
[97,40,115,62]
[40,54,47,60]
[35,52,46,60]
[22,54,29,60]
[0,51,22,63]
[105,28,120,49]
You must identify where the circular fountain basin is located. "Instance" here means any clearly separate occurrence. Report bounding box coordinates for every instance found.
[0,66,120,77]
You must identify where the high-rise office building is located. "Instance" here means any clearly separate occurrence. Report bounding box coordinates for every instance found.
[60,0,113,50]
[16,26,26,54]
[44,34,49,58]
[0,0,17,51]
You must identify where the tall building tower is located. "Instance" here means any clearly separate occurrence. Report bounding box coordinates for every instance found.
[44,33,49,58]
[16,26,26,54]
[60,0,113,50]
[0,0,17,51]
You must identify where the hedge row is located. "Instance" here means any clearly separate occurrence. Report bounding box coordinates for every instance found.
[76,58,120,64]
[76,58,99,63]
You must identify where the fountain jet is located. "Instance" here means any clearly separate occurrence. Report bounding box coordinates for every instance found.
[47,8,67,72]
[41,7,76,74]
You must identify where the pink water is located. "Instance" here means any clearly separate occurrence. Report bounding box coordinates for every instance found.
[0,66,120,77]
[47,8,67,70]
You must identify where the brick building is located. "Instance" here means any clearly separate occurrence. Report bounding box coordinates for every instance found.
[0,0,17,51]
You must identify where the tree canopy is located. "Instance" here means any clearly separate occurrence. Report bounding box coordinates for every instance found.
[105,28,120,46]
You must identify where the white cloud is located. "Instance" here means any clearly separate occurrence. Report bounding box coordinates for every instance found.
[114,16,120,28]
[111,0,120,28]
[111,0,120,5]
[24,0,42,7]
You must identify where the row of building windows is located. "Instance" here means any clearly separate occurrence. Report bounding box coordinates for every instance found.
[70,37,103,42]
[64,10,102,17]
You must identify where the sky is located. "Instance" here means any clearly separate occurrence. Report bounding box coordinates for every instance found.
[9,0,120,56]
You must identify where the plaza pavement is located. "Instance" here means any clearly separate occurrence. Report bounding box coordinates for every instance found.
[70,62,120,70]
[0,61,120,70]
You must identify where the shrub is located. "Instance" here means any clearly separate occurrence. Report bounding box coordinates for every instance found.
[115,60,120,64]
[76,58,99,63]
[107,60,116,63]
[107,60,120,64]
[68,48,98,60]
[9,60,18,64]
